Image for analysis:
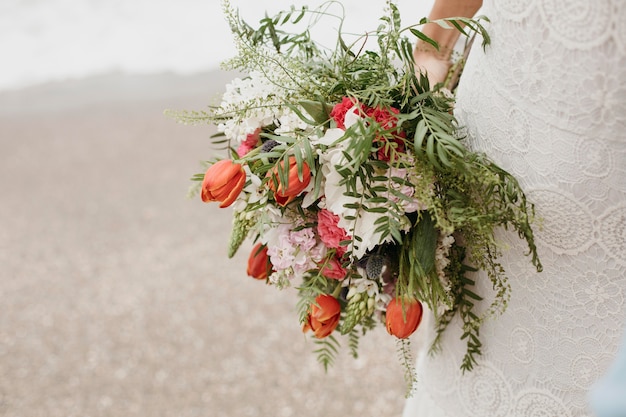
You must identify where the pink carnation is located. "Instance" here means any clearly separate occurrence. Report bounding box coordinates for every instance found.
[321,257,347,281]
[317,209,350,255]
[236,128,261,157]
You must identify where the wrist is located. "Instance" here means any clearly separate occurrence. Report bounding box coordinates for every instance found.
[413,40,453,62]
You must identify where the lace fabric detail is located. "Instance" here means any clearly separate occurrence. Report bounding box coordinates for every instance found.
[404,0,626,416]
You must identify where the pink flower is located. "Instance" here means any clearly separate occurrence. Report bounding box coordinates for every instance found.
[289,227,316,252]
[320,257,347,281]
[237,128,261,157]
[317,209,350,255]
[267,225,297,271]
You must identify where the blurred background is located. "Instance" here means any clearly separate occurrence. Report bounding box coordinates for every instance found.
[0,1,432,416]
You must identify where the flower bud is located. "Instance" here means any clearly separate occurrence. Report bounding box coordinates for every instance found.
[201,160,246,208]
[346,287,357,300]
[268,156,311,206]
[246,243,272,280]
[385,297,423,339]
[302,294,341,338]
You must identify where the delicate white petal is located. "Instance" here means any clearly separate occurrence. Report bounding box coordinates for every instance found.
[344,105,362,129]
[300,180,319,208]
[312,128,345,146]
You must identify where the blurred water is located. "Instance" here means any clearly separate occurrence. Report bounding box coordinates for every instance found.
[0,0,432,91]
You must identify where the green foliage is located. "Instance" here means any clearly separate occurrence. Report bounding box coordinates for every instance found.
[186,179,202,199]
[228,4,320,59]
[340,291,375,335]
[296,273,336,324]
[347,328,360,359]
[314,335,341,371]
[228,212,251,258]
[397,338,418,398]
[163,109,213,126]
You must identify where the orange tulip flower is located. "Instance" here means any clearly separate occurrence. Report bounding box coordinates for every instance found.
[303,294,341,339]
[385,297,423,339]
[268,156,311,206]
[247,243,272,280]
[201,159,246,208]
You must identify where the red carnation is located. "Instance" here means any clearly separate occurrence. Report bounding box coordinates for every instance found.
[330,97,358,129]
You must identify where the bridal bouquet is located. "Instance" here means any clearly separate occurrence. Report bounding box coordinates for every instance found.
[170,0,542,392]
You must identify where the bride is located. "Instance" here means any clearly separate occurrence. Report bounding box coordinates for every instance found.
[405,0,626,415]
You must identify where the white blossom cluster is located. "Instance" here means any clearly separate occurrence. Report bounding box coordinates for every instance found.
[345,274,392,314]
[216,71,307,143]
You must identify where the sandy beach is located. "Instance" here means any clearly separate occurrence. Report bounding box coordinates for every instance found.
[0,71,405,416]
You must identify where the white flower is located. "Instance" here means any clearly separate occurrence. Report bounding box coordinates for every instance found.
[268,270,293,289]
[231,169,264,212]
[274,110,309,135]
[300,177,319,208]
[216,71,293,143]
[347,276,379,297]
[310,128,345,147]
[343,105,362,128]
[320,149,409,258]
[321,148,357,215]
[346,274,391,312]
[292,250,315,275]
[257,208,285,245]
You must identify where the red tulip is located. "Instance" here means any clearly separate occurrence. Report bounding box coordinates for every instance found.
[247,243,272,280]
[268,156,311,206]
[385,298,423,339]
[201,160,246,208]
[303,294,341,338]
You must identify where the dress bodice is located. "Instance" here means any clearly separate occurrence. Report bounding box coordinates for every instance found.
[404,0,626,415]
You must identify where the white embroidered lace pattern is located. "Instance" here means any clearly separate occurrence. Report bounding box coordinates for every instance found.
[404,0,626,416]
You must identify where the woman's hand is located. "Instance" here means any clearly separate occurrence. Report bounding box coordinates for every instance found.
[413,0,482,87]
[413,44,453,87]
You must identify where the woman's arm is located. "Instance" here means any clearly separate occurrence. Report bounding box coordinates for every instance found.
[414,0,483,85]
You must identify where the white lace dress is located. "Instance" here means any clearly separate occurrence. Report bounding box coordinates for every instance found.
[403,0,626,416]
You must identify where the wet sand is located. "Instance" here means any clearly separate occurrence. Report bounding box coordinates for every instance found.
[0,71,405,417]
